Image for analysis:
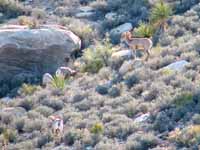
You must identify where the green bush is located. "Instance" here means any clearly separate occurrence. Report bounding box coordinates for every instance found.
[18,98,34,111]
[91,123,104,135]
[3,129,17,143]
[31,8,46,20]
[19,84,38,96]
[82,37,114,73]
[64,131,80,146]
[14,118,25,132]
[174,92,193,107]
[134,22,155,38]
[67,20,94,48]
[0,0,24,18]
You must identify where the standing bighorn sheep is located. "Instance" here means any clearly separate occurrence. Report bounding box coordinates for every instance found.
[121,31,153,60]
[49,115,64,136]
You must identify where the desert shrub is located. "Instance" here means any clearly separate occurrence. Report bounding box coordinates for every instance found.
[18,15,39,29]
[3,129,17,143]
[171,107,188,122]
[0,112,13,124]
[108,87,120,98]
[37,134,53,148]
[59,17,71,26]
[27,18,39,29]
[8,140,34,149]
[126,132,158,150]
[173,92,193,107]
[24,119,43,132]
[95,139,122,150]
[0,0,24,18]
[159,55,175,68]
[14,118,25,132]
[169,125,200,147]
[161,68,175,76]
[54,6,68,17]
[18,98,34,111]
[41,99,64,111]
[134,22,155,38]
[31,8,46,20]
[67,20,94,48]
[124,74,139,89]
[18,16,31,25]
[91,123,104,135]
[18,84,38,96]
[105,117,136,139]
[159,33,174,46]
[34,106,54,117]
[123,101,139,118]
[192,114,200,125]
[64,130,81,146]
[153,111,174,132]
[142,88,158,101]
[82,38,114,73]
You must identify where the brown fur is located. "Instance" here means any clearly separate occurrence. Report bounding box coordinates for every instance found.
[121,31,153,60]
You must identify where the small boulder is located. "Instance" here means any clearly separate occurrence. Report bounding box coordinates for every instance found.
[134,113,150,124]
[96,85,109,95]
[42,73,53,86]
[110,23,133,44]
[105,12,118,21]
[75,6,95,18]
[111,50,133,60]
[119,60,144,75]
[119,60,134,75]
[162,60,190,72]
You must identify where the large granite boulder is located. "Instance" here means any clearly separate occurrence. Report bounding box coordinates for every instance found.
[0,25,81,96]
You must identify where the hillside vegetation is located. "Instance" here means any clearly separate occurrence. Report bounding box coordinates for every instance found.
[1,0,200,149]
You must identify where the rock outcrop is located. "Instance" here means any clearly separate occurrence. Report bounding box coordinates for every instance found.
[110,22,133,44]
[162,60,190,72]
[0,25,81,96]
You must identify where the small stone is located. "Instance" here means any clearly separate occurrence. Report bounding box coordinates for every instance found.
[95,85,109,95]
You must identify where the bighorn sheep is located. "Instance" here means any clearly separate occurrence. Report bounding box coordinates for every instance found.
[56,67,77,79]
[49,115,64,136]
[121,31,153,60]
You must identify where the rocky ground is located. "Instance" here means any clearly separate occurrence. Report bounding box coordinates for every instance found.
[1,0,200,150]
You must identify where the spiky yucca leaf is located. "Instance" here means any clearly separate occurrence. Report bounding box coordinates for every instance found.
[150,1,172,28]
[51,75,68,90]
[134,22,155,38]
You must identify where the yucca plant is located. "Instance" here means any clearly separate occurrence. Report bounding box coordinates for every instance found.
[150,0,172,30]
[51,75,68,90]
[134,22,155,38]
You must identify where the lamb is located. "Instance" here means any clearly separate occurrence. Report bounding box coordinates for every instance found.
[49,115,64,136]
[121,31,153,61]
